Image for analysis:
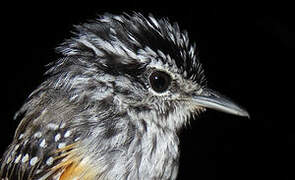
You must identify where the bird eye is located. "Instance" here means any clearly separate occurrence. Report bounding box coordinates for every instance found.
[149,71,172,93]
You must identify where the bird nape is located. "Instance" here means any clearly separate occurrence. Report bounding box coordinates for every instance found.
[0,12,248,180]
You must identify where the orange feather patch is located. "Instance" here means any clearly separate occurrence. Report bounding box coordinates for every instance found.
[50,143,99,180]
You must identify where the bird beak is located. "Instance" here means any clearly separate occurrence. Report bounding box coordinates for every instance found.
[192,88,249,118]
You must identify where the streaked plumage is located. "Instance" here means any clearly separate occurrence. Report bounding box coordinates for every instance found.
[0,12,248,180]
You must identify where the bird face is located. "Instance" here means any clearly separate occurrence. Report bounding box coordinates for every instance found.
[49,13,248,132]
[118,46,248,131]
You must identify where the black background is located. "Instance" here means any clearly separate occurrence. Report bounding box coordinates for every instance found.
[1,2,293,180]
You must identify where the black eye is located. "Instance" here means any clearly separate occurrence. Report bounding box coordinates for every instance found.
[149,71,172,93]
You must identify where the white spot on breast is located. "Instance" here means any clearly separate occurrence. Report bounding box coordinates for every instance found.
[47,123,59,130]
[21,154,29,163]
[40,139,47,148]
[34,132,42,138]
[55,133,61,142]
[58,142,66,149]
[64,130,71,138]
[46,157,54,166]
[14,154,22,164]
[13,144,20,152]
[6,156,12,164]
[30,156,39,166]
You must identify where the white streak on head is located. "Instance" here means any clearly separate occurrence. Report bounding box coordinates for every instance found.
[144,46,158,58]
[127,33,140,46]
[100,15,111,23]
[157,50,166,59]
[149,16,160,29]
[117,44,138,59]
[95,38,115,54]
[113,15,123,22]
[110,27,116,34]
[77,38,104,56]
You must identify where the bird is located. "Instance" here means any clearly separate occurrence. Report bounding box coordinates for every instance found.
[0,12,249,180]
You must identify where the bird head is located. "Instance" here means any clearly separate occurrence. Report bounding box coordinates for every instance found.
[42,13,248,132]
